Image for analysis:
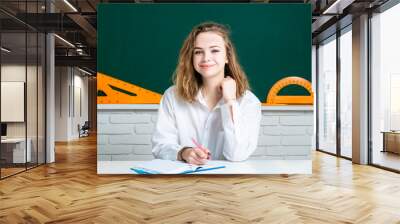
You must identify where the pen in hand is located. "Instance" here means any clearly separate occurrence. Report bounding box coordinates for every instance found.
[191,137,211,160]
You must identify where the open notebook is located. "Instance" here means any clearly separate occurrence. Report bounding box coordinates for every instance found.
[130,159,226,174]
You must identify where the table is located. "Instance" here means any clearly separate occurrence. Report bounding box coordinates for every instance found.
[381,131,400,154]
[1,138,31,163]
[98,160,312,174]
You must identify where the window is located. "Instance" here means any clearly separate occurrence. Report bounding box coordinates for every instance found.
[339,27,352,158]
[0,1,47,179]
[317,35,337,155]
[371,2,400,171]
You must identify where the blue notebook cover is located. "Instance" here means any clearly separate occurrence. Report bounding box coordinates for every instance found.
[130,166,225,174]
[130,160,226,174]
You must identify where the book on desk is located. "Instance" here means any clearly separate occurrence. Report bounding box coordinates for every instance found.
[130,159,226,174]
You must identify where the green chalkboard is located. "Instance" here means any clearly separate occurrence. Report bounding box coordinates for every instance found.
[98,3,311,101]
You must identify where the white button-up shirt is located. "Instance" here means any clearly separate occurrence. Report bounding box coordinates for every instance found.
[152,86,262,162]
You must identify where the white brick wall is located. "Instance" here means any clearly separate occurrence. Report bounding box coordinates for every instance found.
[97,105,313,161]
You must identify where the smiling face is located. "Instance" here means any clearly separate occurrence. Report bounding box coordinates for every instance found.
[193,31,228,81]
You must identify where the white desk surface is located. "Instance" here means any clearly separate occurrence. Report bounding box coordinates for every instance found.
[98,160,312,174]
[1,138,27,143]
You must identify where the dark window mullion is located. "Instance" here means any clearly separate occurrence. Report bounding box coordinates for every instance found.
[367,11,373,165]
[36,0,39,167]
[25,0,28,171]
[336,28,341,157]
[0,20,2,179]
[316,44,320,150]
[44,0,48,165]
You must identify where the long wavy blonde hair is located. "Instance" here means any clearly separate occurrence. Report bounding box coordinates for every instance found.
[173,22,249,103]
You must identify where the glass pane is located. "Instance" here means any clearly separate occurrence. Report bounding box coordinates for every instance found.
[38,32,45,165]
[340,28,352,158]
[27,31,38,169]
[27,0,39,169]
[371,4,400,171]
[318,36,337,154]
[0,1,46,178]
[1,30,27,177]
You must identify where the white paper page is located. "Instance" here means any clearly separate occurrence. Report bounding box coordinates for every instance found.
[132,159,226,174]
[132,159,196,174]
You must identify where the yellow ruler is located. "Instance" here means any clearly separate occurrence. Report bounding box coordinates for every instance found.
[264,76,313,106]
[97,73,162,104]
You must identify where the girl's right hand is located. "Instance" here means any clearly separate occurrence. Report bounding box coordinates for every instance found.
[181,147,209,165]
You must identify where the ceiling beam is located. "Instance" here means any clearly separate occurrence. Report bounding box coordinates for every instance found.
[67,13,97,47]
[55,55,96,70]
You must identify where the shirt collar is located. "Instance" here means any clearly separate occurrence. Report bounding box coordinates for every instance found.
[196,88,225,110]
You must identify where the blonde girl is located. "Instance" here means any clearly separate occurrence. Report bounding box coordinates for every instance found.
[152,22,261,164]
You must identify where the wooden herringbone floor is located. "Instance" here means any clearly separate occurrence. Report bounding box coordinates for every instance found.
[1,135,400,224]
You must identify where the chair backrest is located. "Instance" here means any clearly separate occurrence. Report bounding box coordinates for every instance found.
[82,121,90,129]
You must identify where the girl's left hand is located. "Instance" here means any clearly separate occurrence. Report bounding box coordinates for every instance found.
[221,76,237,102]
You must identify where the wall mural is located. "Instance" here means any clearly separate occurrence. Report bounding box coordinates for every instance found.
[97,4,312,106]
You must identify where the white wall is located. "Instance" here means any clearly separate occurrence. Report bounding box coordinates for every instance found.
[97,106,314,161]
[1,64,26,81]
[54,67,89,141]
[1,65,26,140]
[72,73,89,137]
[55,67,69,141]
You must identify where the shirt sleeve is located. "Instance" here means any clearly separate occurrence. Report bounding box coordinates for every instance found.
[151,89,183,160]
[219,94,262,162]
